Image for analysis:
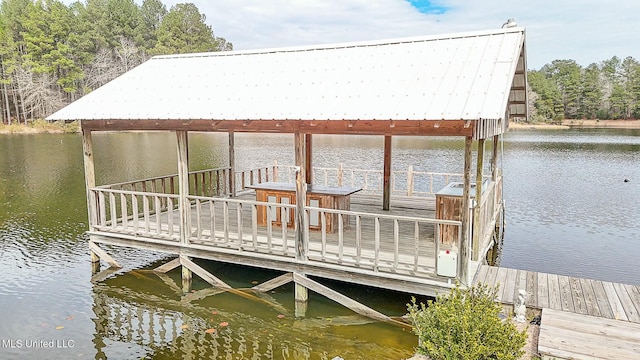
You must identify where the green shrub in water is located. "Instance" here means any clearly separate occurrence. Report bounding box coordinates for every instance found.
[407,283,527,360]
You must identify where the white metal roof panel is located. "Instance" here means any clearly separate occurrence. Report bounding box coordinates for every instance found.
[47,27,526,122]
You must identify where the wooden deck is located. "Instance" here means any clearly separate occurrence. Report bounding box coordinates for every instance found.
[90,189,496,297]
[538,307,640,360]
[473,265,640,322]
[475,265,640,360]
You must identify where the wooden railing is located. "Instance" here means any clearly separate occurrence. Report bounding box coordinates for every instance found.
[91,187,180,241]
[234,165,278,193]
[303,206,462,277]
[90,163,502,281]
[187,195,297,258]
[99,167,232,197]
[276,163,465,197]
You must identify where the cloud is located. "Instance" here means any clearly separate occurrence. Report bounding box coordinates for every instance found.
[62,0,640,69]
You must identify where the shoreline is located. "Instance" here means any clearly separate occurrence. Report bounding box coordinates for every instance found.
[2,120,640,134]
[510,119,640,130]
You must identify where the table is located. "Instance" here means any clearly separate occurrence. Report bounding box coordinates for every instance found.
[247,182,362,232]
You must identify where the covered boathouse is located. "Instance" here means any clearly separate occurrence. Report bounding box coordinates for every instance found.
[47,26,527,322]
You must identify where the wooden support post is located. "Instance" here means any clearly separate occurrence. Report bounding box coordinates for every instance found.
[180,255,232,289]
[176,131,190,246]
[492,134,499,181]
[89,241,121,268]
[292,273,391,322]
[459,136,473,285]
[473,138,485,260]
[229,131,235,197]
[181,264,192,293]
[91,258,101,275]
[305,134,313,185]
[82,128,102,266]
[294,273,309,317]
[294,133,307,262]
[383,135,392,211]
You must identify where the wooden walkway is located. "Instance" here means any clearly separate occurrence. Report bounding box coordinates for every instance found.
[538,308,640,359]
[475,265,640,359]
[473,265,640,323]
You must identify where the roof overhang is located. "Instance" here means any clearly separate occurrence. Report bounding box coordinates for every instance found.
[48,27,527,139]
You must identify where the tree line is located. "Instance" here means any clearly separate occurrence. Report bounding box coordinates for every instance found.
[528,56,640,122]
[1,1,638,125]
[0,0,231,124]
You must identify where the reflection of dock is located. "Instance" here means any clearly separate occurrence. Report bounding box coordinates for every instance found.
[90,274,414,359]
[474,265,640,359]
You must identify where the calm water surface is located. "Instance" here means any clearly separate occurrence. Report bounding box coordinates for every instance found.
[0,128,639,359]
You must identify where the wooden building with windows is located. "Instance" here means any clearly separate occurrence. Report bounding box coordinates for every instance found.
[48,26,527,322]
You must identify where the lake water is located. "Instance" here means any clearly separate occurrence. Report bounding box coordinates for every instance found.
[0,128,638,359]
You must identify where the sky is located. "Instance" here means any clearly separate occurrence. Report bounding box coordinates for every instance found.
[154,0,639,70]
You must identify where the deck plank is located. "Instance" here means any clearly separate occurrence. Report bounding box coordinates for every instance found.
[613,283,640,322]
[558,275,575,313]
[547,273,561,311]
[603,281,629,321]
[590,279,614,319]
[570,276,588,315]
[579,278,601,317]
[494,267,508,300]
[512,269,527,307]
[537,272,549,309]
[525,270,538,308]
[502,268,518,304]
[539,308,640,360]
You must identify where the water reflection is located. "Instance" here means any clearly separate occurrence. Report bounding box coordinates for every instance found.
[90,261,417,359]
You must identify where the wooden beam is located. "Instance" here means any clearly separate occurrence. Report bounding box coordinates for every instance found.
[383,135,392,211]
[80,119,478,136]
[305,134,313,185]
[293,273,390,322]
[229,131,235,197]
[294,133,307,262]
[82,129,97,232]
[473,138,485,260]
[88,241,121,268]
[492,134,499,181]
[153,257,181,273]
[252,273,293,292]
[180,255,232,289]
[459,136,473,285]
[176,131,190,246]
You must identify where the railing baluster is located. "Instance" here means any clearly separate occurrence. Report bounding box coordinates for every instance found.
[338,214,344,262]
[237,203,243,251]
[251,204,258,248]
[143,195,150,233]
[321,210,327,260]
[120,193,128,229]
[98,191,107,226]
[155,195,161,235]
[132,194,139,233]
[356,215,361,264]
[209,200,215,241]
[394,219,399,268]
[266,205,273,251]
[374,217,380,272]
[167,197,174,237]
[414,221,420,272]
[223,201,229,243]
[109,192,117,229]
[195,198,202,240]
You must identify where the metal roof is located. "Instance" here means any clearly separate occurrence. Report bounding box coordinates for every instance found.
[47,27,526,126]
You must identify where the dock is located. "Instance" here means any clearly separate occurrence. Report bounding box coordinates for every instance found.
[474,265,640,359]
